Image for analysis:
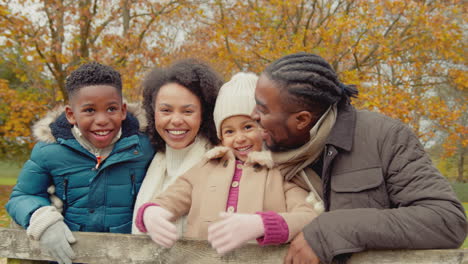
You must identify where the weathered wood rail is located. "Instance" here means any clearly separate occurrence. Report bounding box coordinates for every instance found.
[0,227,467,264]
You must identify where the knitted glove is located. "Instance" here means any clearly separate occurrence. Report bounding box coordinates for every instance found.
[208,212,264,254]
[40,220,76,264]
[143,206,178,248]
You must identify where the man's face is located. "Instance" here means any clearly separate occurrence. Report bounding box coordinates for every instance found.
[251,74,309,151]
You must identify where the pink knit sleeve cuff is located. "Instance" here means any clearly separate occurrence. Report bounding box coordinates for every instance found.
[255,211,289,245]
[135,202,159,233]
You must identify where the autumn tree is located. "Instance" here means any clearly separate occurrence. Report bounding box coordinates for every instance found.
[0,0,192,159]
[178,0,466,179]
[1,0,193,101]
[0,0,465,177]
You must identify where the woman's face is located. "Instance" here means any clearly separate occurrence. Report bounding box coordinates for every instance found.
[154,83,202,149]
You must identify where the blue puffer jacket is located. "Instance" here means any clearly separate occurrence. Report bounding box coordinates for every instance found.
[6,105,155,234]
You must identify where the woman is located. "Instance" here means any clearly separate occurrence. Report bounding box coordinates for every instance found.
[132,59,223,234]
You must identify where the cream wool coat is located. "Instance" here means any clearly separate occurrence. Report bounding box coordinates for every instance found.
[151,146,318,241]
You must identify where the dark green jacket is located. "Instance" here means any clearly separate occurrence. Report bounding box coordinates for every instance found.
[303,104,467,263]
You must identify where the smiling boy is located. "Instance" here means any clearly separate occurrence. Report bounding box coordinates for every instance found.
[6,62,154,264]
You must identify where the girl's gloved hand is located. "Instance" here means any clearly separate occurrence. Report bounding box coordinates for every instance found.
[208,212,264,254]
[143,206,178,248]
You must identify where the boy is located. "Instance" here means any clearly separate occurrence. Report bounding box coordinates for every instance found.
[6,62,154,264]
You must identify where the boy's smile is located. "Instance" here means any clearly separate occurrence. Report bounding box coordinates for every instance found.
[65,85,127,149]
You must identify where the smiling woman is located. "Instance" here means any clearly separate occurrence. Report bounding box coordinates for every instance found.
[132,59,223,235]
[154,83,202,150]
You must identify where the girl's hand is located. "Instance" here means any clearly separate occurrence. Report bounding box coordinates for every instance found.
[208,212,264,254]
[143,206,177,248]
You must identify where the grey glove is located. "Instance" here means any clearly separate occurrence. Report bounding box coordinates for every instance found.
[40,220,76,264]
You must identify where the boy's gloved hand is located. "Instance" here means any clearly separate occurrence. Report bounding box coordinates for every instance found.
[143,206,177,248]
[208,212,264,254]
[40,220,76,264]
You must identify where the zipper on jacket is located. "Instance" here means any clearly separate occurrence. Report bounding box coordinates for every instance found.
[130,171,136,196]
[130,171,136,208]
[62,178,68,212]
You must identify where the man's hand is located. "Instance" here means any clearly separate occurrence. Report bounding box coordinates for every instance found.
[284,232,320,264]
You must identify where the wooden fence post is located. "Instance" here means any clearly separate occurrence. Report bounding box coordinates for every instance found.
[1,227,467,264]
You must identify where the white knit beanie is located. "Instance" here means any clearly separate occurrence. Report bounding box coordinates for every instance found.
[213,72,259,139]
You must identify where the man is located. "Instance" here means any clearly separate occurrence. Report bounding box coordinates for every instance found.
[251,52,467,264]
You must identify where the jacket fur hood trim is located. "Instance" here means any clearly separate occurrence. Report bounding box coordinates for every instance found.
[33,102,148,143]
[203,146,274,169]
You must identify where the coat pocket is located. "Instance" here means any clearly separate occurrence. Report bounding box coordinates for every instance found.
[109,220,132,234]
[330,167,389,210]
[64,218,82,231]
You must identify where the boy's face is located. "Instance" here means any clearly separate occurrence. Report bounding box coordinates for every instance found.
[65,85,127,149]
[221,115,262,162]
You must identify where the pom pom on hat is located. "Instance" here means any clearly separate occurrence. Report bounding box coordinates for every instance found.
[213,72,258,139]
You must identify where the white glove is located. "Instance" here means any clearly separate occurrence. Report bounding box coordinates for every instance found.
[40,220,76,264]
[143,206,178,248]
[208,212,264,254]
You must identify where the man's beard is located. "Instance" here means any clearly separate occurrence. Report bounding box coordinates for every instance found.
[263,139,302,152]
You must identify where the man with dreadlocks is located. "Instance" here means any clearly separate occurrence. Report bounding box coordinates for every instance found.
[251,52,467,264]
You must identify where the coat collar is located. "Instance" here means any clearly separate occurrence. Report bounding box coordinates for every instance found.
[325,103,356,152]
[203,146,274,169]
[33,103,147,143]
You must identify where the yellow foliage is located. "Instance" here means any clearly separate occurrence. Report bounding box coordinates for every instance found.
[0,80,47,144]
[0,0,466,159]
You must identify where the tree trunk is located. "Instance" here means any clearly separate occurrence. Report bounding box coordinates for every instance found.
[122,0,130,35]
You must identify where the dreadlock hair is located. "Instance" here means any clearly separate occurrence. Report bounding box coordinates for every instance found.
[65,62,122,99]
[142,58,223,151]
[263,52,358,115]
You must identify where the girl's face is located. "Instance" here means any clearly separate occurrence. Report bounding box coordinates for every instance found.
[154,83,202,149]
[221,115,263,162]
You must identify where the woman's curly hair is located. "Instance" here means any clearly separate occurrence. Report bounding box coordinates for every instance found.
[142,59,223,151]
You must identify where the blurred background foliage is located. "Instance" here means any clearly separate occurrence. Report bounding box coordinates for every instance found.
[0,0,466,182]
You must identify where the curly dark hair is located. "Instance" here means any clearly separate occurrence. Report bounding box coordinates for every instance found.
[263,52,358,114]
[142,59,223,151]
[65,62,122,99]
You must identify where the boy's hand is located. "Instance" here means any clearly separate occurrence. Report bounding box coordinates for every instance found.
[208,212,264,254]
[143,206,178,248]
[40,220,76,264]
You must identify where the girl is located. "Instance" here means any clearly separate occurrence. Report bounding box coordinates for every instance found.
[136,73,322,254]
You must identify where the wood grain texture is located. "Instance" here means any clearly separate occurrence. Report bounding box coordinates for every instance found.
[1,228,467,264]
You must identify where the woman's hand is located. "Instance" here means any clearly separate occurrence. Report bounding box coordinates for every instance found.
[143,206,178,248]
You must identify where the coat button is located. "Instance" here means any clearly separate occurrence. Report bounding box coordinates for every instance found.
[133,150,139,155]
[327,150,333,156]
[253,164,262,172]
[231,181,239,188]
[227,206,235,213]
[89,209,95,213]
